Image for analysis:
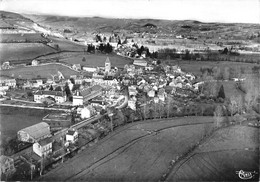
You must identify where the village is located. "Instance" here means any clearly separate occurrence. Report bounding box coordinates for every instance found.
[0,54,211,180]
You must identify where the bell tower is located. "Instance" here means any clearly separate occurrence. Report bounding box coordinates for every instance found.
[105,57,111,73]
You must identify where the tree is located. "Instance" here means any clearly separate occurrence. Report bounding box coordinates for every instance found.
[49,85,53,91]
[82,57,86,62]
[229,95,237,117]
[54,44,60,51]
[217,85,225,99]
[166,96,173,118]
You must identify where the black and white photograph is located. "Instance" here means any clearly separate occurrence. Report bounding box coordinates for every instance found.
[0,0,259,181]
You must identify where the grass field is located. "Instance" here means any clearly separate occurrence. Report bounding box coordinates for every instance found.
[41,116,214,181]
[38,52,134,68]
[0,106,53,142]
[48,37,87,51]
[0,63,79,79]
[0,33,48,43]
[164,60,258,75]
[0,43,56,64]
[167,125,259,181]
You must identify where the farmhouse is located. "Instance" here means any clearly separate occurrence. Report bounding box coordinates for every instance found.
[33,137,52,157]
[34,90,67,104]
[0,155,16,179]
[17,122,51,143]
[73,85,103,106]
[0,76,16,88]
[72,64,81,71]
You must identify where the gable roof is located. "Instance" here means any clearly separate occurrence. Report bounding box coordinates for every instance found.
[67,130,77,136]
[35,90,66,97]
[38,137,52,146]
[105,57,110,63]
[19,122,50,140]
[79,85,103,97]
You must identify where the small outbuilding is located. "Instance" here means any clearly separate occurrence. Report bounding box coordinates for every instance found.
[66,130,78,144]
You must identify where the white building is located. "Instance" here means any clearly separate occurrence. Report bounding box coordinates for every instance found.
[31,59,39,66]
[33,137,52,157]
[133,60,148,67]
[66,130,78,144]
[82,66,97,72]
[34,90,67,104]
[0,76,16,88]
[105,57,111,73]
[80,107,91,119]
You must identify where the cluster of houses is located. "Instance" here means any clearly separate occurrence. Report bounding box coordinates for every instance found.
[0,55,202,180]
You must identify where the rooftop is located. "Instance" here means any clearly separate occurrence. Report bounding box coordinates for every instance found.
[35,90,66,97]
[38,137,52,146]
[19,122,51,140]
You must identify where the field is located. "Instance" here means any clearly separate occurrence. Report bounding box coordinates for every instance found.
[0,63,79,79]
[38,52,133,68]
[0,33,48,43]
[163,59,258,75]
[167,125,259,181]
[41,116,214,181]
[0,106,52,142]
[0,43,56,64]
[48,37,87,51]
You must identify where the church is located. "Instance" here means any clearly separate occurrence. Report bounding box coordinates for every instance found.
[105,57,111,73]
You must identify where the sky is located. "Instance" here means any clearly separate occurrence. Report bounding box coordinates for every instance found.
[0,0,259,23]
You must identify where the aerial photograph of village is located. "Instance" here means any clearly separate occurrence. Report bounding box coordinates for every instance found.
[0,0,259,181]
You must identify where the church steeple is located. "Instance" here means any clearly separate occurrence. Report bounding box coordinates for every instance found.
[105,57,111,73]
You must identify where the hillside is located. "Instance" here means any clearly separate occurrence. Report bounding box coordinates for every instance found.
[40,117,214,181]
[167,125,259,181]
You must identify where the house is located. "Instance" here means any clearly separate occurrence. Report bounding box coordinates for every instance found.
[72,64,81,71]
[31,59,39,66]
[158,88,166,101]
[0,90,6,96]
[73,85,103,106]
[133,60,147,67]
[128,85,138,96]
[82,66,97,72]
[0,155,16,180]
[33,137,52,157]
[128,96,137,110]
[1,61,11,70]
[147,90,155,97]
[89,96,106,108]
[24,79,43,88]
[80,107,91,119]
[0,76,16,89]
[34,90,67,104]
[42,113,72,131]
[17,122,51,143]
[66,130,78,144]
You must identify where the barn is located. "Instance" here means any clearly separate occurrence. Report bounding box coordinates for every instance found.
[17,122,51,143]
